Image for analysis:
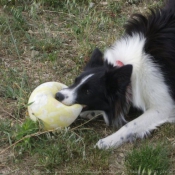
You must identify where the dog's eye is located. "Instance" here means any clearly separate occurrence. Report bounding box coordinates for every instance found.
[86,90,90,95]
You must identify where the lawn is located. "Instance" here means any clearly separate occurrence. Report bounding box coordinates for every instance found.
[0,0,175,174]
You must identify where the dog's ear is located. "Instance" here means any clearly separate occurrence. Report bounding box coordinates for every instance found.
[84,48,103,70]
[105,65,133,94]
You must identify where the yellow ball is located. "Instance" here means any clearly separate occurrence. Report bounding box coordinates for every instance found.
[28,82,82,130]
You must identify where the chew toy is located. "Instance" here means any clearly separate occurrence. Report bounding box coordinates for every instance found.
[28,82,82,130]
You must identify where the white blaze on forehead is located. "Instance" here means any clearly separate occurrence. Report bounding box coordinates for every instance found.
[59,74,94,105]
[77,74,94,88]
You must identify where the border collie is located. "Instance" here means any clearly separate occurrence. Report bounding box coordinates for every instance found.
[56,0,175,149]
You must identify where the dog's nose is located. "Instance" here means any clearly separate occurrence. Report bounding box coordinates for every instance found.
[55,92,65,101]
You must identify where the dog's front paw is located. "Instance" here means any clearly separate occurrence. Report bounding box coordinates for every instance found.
[79,111,96,119]
[95,138,115,149]
[80,110,103,119]
[95,136,123,149]
[95,139,110,149]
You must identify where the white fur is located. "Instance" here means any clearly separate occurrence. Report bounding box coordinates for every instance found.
[105,34,145,73]
[96,34,175,149]
[80,110,109,125]
[59,74,94,105]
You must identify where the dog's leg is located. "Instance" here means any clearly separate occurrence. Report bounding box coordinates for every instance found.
[167,109,175,123]
[80,110,109,125]
[96,107,174,149]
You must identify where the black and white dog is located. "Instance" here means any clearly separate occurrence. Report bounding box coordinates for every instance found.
[56,0,175,149]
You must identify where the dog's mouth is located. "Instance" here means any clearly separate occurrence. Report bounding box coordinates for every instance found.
[81,105,90,112]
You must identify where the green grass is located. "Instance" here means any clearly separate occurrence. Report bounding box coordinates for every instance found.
[1,118,112,174]
[0,0,174,174]
[125,143,171,175]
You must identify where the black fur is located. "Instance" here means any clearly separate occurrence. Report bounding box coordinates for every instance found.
[72,49,133,127]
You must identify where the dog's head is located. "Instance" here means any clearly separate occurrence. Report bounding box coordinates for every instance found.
[55,48,132,125]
